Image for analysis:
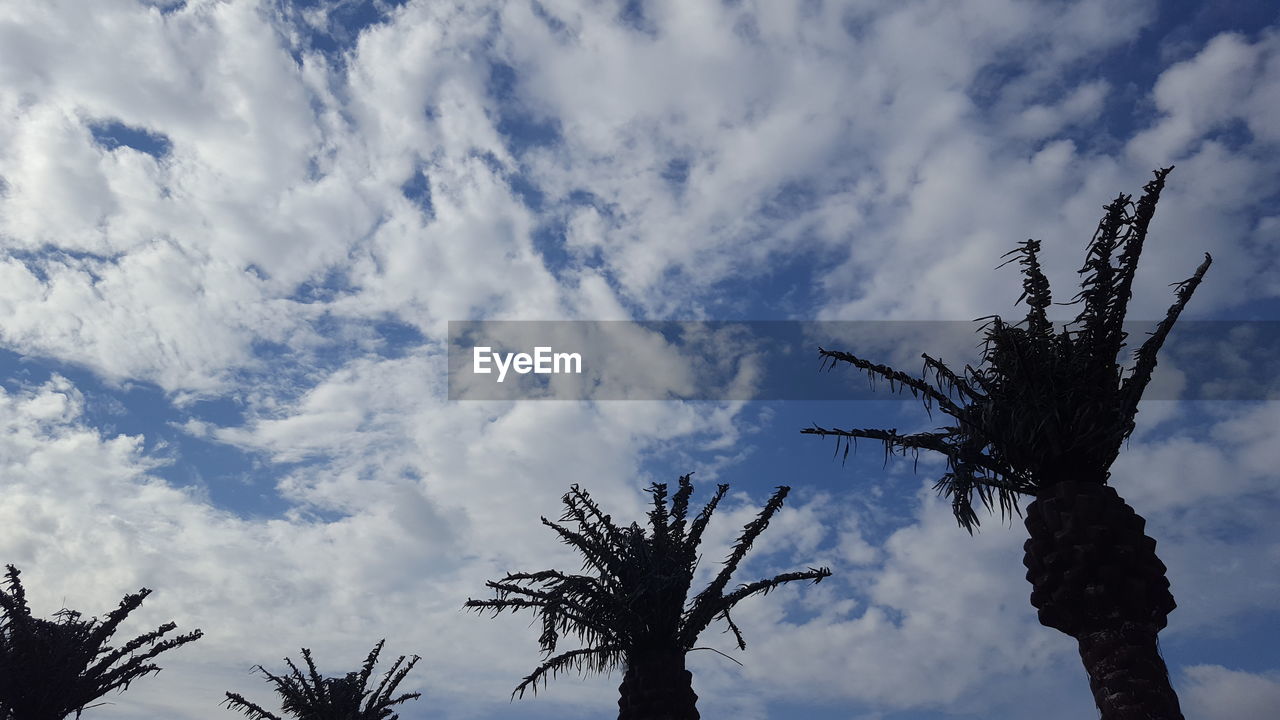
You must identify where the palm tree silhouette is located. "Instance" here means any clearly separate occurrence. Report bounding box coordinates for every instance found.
[466,473,831,720]
[804,167,1209,720]
[0,564,203,720]
[222,640,421,720]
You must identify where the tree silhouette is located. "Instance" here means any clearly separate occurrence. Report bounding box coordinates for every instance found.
[222,640,421,720]
[0,564,203,720]
[804,167,1209,720]
[466,474,831,720]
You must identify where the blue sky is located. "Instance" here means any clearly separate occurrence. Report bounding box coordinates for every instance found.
[1,1,1279,718]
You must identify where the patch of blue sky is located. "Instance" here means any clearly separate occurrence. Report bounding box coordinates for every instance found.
[369,318,428,357]
[289,265,355,305]
[661,157,691,194]
[483,58,563,265]
[400,165,435,219]
[282,251,427,356]
[486,61,562,156]
[733,261,832,321]
[274,0,410,66]
[1095,0,1274,141]
[139,0,187,16]
[305,151,329,183]
[525,189,612,281]
[508,170,545,213]
[529,221,574,278]
[616,0,658,37]
[695,242,842,322]
[0,349,291,519]
[636,398,923,495]
[529,0,569,40]
[1214,296,1280,322]
[1196,117,1256,153]
[1149,320,1280,402]
[242,311,425,389]
[1165,606,1280,676]
[87,119,172,159]
[50,310,426,519]
[4,247,123,285]
[972,1,1277,155]
[1149,0,1280,58]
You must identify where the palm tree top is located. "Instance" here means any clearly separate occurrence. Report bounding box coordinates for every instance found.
[804,167,1212,532]
[222,640,422,720]
[0,564,203,719]
[465,474,831,698]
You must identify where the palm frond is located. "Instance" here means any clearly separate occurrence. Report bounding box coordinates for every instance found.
[806,168,1210,530]
[468,476,830,698]
[685,483,730,550]
[224,642,421,720]
[668,473,696,541]
[512,645,625,699]
[698,568,833,646]
[222,691,286,720]
[686,486,791,627]
[355,640,383,698]
[365,651,421,713]
[1118,252,1213,430]
[0,565,201,719]
[998,239,1054,337]
[819,348,964,418]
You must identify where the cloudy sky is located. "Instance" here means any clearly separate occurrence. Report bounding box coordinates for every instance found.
[1,0,1279,718]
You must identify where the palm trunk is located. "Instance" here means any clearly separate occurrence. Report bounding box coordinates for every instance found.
[617,648,699,720]
[1022,480,1183,720]
[1077,621,1181,718]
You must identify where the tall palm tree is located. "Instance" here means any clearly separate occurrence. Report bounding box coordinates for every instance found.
[465,474,831,720]
[803,167,1209,720]
[222,640,421,720]
[0,564,203,720]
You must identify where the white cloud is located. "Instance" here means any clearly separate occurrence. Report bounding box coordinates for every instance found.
[1008,80,1110,140]
[1181,665,1280,720]
[0,363,756,718]
[3,1,1272,391]
[1130,32,1276,162]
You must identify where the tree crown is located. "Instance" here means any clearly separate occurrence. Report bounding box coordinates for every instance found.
[805,167,1212,531]
[465,474,831,697]
[222,640,422,720]
[0,564,202,720]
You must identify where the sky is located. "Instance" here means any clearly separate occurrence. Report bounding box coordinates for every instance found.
[0,0,1279,718]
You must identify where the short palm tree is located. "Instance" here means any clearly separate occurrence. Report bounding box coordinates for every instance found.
[222,640,421,720]
[0,564,203,720]
[804,167,1209,720]
[465,474,831,720]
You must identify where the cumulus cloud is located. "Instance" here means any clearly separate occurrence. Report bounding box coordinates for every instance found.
[0,364,756,718]
[1181,665,1280,720]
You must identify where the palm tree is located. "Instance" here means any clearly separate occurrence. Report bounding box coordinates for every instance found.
[222,640,421,720]
[0,564,203,720]
[803,167,1209,720]
[465,474,831,720]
